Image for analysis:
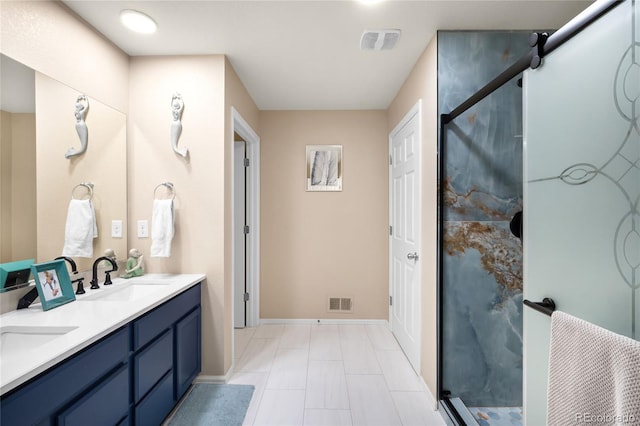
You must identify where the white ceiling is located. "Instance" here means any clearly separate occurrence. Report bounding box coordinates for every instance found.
[62,0,592,110]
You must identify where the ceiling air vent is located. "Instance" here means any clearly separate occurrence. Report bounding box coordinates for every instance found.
[360,29,401,51]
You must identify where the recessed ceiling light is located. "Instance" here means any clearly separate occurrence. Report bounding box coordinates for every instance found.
[358,0,384,5]
[120,9,157,34]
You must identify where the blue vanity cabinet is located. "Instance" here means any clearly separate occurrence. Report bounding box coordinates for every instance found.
[0,327,130,425]
[0,283,202,426]
[131,283,202,424]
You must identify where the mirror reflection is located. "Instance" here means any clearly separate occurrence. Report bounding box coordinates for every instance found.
[0,54,128,291]
[0,55,37,272]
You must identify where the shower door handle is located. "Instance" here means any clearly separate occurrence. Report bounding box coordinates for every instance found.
[407,252,419,261]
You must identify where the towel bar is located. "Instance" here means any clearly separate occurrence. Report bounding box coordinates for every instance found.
[523,298,556,316]
[71,182,94,201]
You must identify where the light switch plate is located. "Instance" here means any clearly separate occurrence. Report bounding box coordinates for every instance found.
[111,220,123,238]
[137,220,149,238]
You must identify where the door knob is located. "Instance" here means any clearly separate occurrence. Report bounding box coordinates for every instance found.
[407,252,419,261]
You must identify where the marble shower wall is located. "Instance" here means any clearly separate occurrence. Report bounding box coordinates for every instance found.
[438,31,530,407]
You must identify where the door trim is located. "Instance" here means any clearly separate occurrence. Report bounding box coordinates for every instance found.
[232,108,260,328]
[388,99,423,373]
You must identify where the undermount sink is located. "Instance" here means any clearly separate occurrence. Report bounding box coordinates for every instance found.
[0,326,79,354]
[79,284,161,302]
[126,275,179,285]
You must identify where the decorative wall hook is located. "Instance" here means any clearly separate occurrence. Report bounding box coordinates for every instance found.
[66,94,89,159]
[170,93,188,158]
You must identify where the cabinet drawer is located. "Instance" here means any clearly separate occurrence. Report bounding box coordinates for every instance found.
[0,327,129,425]
[57,364,129,426]
[134,329,173,402]
[133,284,201,350]
[135,370,173,426]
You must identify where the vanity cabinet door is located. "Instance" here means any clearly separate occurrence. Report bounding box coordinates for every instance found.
[57,364,129,426]
[175,306,201,399]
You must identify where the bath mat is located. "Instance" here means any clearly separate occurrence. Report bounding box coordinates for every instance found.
[167,383,255,426]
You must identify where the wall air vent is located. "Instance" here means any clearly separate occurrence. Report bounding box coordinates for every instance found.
[360,29,401,51]
[328,297,353,313]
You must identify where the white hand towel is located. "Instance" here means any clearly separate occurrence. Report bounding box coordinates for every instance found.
[150,199,174,258]
[547,311,640,426]
[61,199,97,258]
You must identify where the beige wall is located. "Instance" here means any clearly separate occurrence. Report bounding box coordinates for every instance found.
[0,111,36,262]
[0,110,11,261]
[260,110,389,320]
[386,35,438,401]
[129,55,257,377]
[0,1,129,113]
[224,58,260,370]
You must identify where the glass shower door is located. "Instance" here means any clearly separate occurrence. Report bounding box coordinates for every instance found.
[523,1,639,424]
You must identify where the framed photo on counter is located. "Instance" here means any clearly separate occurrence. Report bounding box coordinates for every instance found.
[32,259,76,310]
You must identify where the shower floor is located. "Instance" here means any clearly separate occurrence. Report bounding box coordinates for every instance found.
[468,406,523,426]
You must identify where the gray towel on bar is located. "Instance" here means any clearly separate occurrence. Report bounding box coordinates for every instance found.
[547,311,640,426]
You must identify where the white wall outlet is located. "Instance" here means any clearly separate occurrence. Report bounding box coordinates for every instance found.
[111,220,123,238]
[137,220,149,238]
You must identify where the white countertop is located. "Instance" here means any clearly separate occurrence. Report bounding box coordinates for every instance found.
[0,273,205,395]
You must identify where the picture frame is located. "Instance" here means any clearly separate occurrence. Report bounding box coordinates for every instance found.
[306,144,343,191]
[32,259,76,311]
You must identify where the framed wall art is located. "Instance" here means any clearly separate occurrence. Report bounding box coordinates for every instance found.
[306,145,343,192]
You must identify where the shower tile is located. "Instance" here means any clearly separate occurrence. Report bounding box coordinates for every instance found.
[469,406,523,426]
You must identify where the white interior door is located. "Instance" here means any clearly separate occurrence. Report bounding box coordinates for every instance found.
[390,103,422,373]
[234,141,246,328]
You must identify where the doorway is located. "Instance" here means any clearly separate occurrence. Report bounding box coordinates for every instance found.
[233,138,247,328]
[389,100,422,373]
[232,108,260,330]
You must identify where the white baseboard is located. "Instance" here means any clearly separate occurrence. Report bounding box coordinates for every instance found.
[420,376,439,411]
[259,318,390,326]
[194,371,231,384]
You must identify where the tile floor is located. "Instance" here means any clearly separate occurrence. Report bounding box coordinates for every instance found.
[229,323,447,426]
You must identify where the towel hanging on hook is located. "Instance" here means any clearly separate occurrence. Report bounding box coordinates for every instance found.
[63,182,97,257]
[151,182,175,258]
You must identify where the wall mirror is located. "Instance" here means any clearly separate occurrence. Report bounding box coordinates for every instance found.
[0,53,128,290]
